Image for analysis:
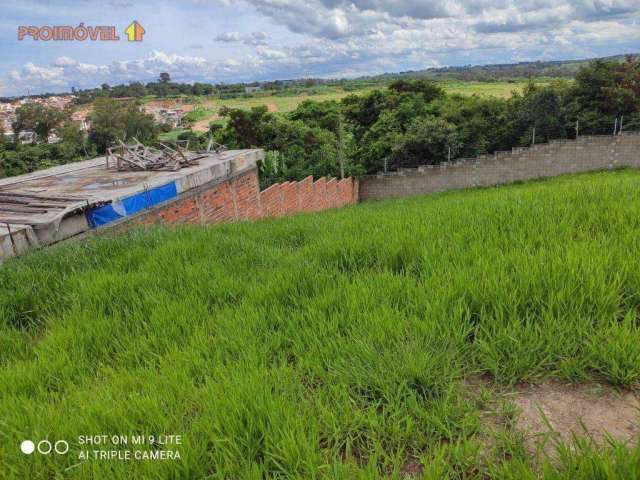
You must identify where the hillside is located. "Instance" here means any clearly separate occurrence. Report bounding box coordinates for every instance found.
[366,53,639,82]
[1,170,640,478]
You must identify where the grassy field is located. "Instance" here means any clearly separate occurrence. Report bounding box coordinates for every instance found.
[442,80,545,98]
[2,170,640,478]
[150,80,541,132]
[203,81,535,112]
[157,128,190,141]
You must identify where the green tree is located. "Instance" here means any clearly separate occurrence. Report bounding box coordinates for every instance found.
[217,106,270,148]
[506,82,569,145]
[57,123,89,161]
[391,116,461,168]
[13,103,66,142]
[342,90,390,141]
[388,79,444,102]
[88,98,156,153]
[437,94,511,157]
[567,57,640,133]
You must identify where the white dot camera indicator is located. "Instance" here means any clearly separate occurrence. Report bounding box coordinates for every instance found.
[20,440,35,455]
[55,440,69,454]
[20,439,69,455]
[37,440,52,455]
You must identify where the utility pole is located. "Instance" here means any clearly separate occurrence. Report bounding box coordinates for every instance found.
[619,116,623,135]
[575,119,579,138]
[532,127,536,145]
[448,146,451,163]
[613,118,618,136]
[383,156,388,174]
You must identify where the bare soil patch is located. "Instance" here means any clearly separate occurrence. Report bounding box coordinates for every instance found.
[145,99,194,111]
[511,380,639,454]
[192,116,219,132]
[400,458,422,478]
[266,103,279,112]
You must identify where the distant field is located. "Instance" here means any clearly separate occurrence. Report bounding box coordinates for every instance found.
[205,81,536,112]
[1,170,639,478]
[149,80,542,132]
[157,128,190,141]
[443,80,545,98]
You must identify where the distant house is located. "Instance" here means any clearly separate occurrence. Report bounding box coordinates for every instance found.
[71,110,92,131]
[244,86,262,94]
[161,109,185,128]
[17,130,36,144]
[145,107,185,128]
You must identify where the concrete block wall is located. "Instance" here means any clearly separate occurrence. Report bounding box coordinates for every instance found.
[359,133,640,201]
[114,168,358,231]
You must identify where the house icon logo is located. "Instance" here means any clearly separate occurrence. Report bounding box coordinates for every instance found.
[125,20,145,42]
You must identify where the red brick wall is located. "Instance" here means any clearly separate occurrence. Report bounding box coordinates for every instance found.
[326,178,338,209]
[299,176,314,213]
[260,183,283,218]
[128,168,358,228]
[281,182,299,215]
[230,168,263,220]
[313,177,327,212]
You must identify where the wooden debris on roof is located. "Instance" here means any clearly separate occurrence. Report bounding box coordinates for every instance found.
[106,138,209,172]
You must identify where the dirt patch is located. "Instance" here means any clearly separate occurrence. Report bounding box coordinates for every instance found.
[192,116,219,132]
[400,458,422,478]
[266,103,279,113]
[145,99,194,111]
[511,380,640,455]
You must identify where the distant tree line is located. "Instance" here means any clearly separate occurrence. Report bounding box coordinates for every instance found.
[211,57,640,184]
[70,72,336,104]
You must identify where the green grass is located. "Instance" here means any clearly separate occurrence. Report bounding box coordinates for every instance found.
[157,128,190,141]
[2,170,640,478]
[206,87,379,113]
[206,81,541,111]
[443,80,549,99]
[183,106,215,123]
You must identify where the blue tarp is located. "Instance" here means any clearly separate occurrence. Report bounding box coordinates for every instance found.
[86,181,178,228]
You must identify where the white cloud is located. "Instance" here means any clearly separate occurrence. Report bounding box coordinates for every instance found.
[3,0,639,95]
[215,30,272,45]
[244,31,271,45]
[53,56,77,67]
[232,0,640,40]
[215,31,242,42]
[256,46,288,59]
[6,50,265,93]
[9,63,66,90]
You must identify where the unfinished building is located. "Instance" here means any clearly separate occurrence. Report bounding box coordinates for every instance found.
[0,147,265,261]
[0,144,360,262]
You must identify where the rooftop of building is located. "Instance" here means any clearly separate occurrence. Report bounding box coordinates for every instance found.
[0,148,263,228]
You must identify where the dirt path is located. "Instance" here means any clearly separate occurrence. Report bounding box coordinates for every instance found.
[192,116,219,132]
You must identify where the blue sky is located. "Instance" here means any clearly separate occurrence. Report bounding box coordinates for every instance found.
[1,0,639,96]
